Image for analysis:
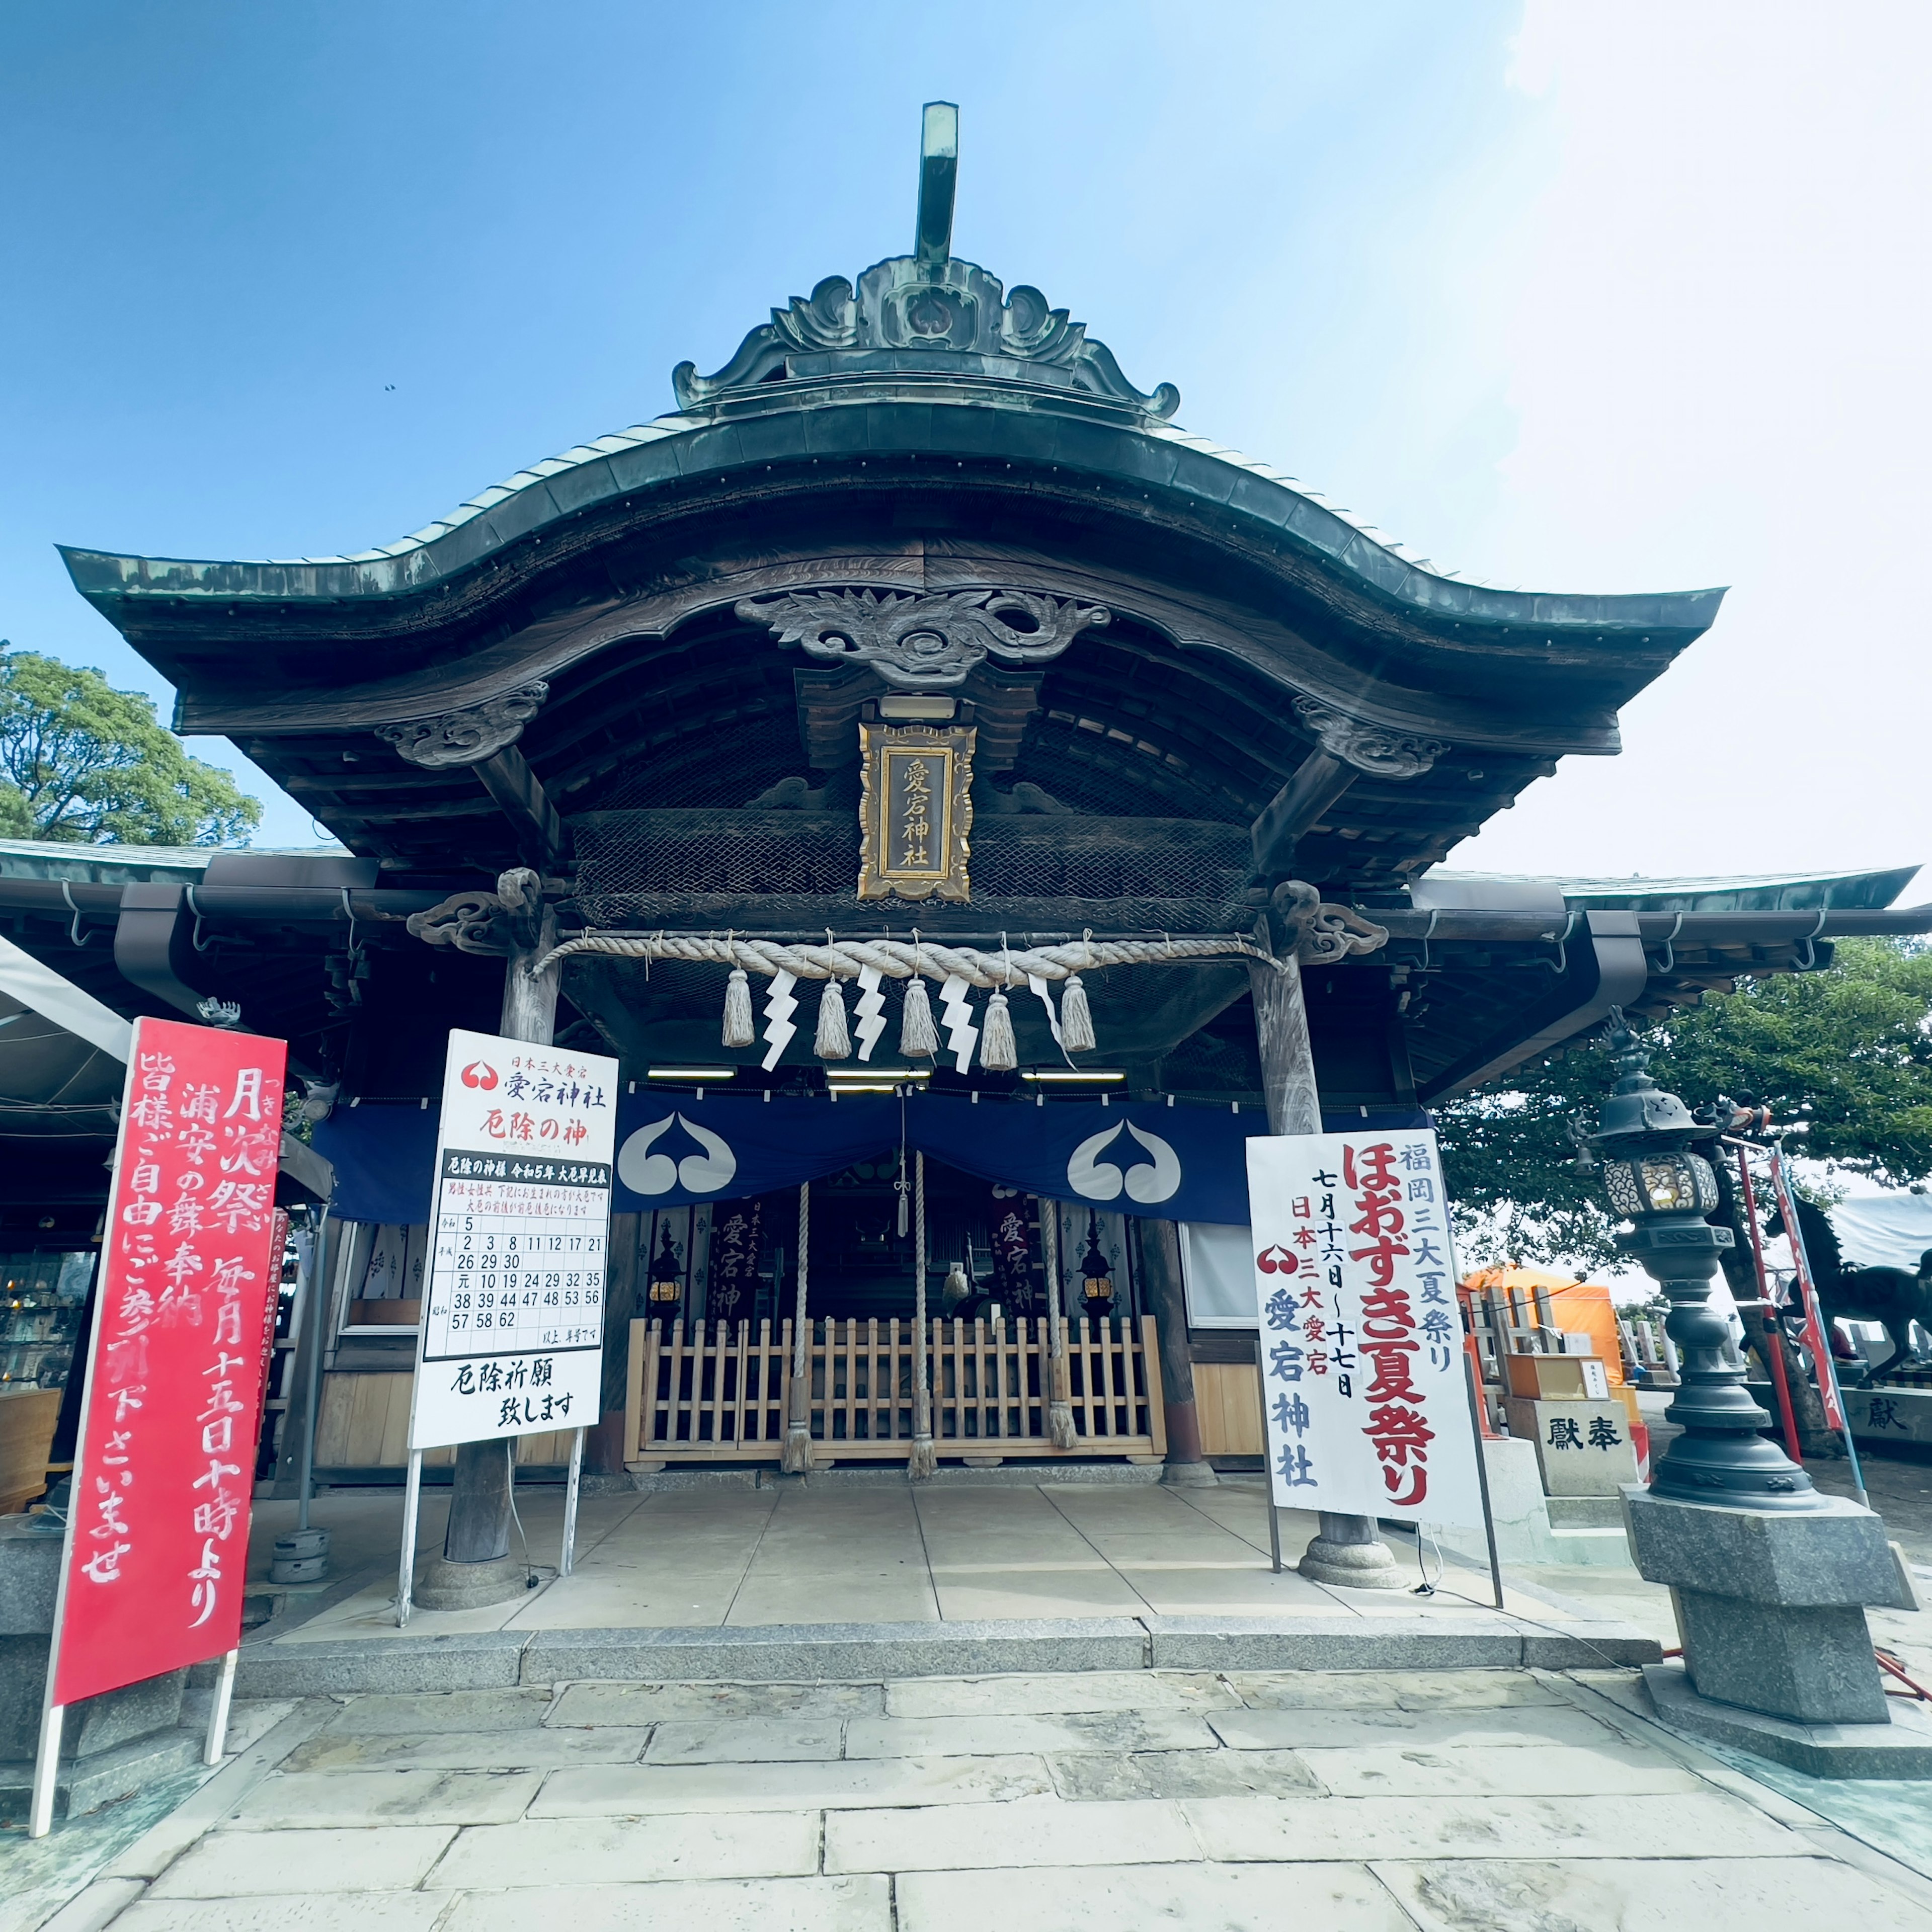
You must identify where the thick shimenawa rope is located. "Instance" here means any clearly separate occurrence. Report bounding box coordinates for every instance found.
[908,1151,936,1480]
[529,931,1281,985]
[781,1182,813,1474]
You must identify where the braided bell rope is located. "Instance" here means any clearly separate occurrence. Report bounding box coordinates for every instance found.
[529,931,1279,985]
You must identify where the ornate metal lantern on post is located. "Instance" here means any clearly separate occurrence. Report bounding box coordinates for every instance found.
[1581,1009,1930,1777]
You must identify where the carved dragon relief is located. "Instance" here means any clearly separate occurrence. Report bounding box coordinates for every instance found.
[405,867,545,957]
[1294,696,1450,781]
[376,682,550,768]
[1264,879,1391,966]
[736,588,1109,690]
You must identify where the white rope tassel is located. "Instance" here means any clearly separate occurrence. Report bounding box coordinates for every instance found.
[815,978,851,1060]
[721,968,755,1049]
[781,1182,814,1474]
[900,975,939,1058]
[1059,974,1097,1054]
[980,990,1017,1071]
[1039,1204,1077,1450]
[908,1151,936,1480]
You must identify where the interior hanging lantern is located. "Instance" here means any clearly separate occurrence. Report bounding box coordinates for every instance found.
[647,1223,683,1306]
[1079,1209,1115,1317]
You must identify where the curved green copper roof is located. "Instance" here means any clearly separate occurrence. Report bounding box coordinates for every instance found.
[58,246,1721,645]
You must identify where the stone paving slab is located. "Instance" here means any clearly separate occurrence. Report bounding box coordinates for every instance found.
[315,1691,555,1736]
[426,1812,820,1887]
[116,1894,457,1932]
[1222,1668,1567,1710]
[1372,1854,1932,1931]
[1181,1791,1814,1862]
[145,1826,458,1897]
[528,1753,1052,1815]
[1206,1703,1625,1749]
[823,1793,1200,1873]
[286,1728,649,1773]
[225,1770,542,1830]
[895,1860,1414,1931]
[882,1669,1235,1717]
[1295,1741,1706,1798]
[843,1710,1220,1757]
[438,1875,892,1932]
[642,1718,848,1763]
[547,1681,883,1726]
[1046,1747,1323,1802]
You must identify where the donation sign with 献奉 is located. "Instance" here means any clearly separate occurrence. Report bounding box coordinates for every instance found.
[52,1016,287,1706]
[410,1028,618,1451]
[1247,1129,1485,1528]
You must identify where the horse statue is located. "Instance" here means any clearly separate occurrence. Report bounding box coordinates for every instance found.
[1780,1195,1932,1372]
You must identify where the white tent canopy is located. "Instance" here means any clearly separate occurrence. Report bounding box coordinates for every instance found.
[1832,1194,1932,1271]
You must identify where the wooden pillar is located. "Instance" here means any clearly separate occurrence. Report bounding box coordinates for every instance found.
[1247,938,1404,1590]
[1136,1219,1216,1483]
[593,1213,643,1474]
[429,885,559,1587]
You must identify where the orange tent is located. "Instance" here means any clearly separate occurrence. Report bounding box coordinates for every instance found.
[1461,1264,1643,1426]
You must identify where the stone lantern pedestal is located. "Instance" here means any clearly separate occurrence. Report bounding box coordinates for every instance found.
[1623,1486,1932,1777]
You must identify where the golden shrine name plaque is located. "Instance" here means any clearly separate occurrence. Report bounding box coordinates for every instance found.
[858,721,975,901]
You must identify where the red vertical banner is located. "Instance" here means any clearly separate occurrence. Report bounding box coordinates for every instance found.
[51,1017,288,1707]
[1768,1148,1847,1433]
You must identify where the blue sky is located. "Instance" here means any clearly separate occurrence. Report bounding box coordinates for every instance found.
[3,3,1925,888]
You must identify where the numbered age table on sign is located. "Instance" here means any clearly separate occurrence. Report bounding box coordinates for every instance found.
[424,1151,610,1361]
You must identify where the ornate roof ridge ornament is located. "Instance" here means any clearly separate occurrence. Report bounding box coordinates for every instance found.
[672,107,1179,420]
[1294,696,1450,780]
[377,682,549,768]
[736,587,1109,691]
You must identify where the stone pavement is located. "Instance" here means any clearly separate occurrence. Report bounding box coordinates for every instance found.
[10,1664,1932,1932]
[240,1475,1641,1653]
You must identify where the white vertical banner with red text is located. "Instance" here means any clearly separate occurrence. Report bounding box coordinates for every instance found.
[47,1018,287,1707]
[409,1028,617,1451]
[1247,1128,1485,1527]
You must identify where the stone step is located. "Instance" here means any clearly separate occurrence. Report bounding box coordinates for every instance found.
[1547,1496,1625,1530]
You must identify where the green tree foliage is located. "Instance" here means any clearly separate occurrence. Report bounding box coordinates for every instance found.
[1436,938,1932,1272]
[0,645,260,846]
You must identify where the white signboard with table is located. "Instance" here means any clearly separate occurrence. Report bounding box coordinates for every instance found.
[398,1027,618,1620]
[1246,1126,1488,1538]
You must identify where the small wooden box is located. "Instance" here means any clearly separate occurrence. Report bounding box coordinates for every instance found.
[1504,1353,1609,1402]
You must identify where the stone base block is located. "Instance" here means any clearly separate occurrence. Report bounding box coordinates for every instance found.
[1624,1486,1903,1725]
[1504,1397,1640,1494]
[413,1552,530,1611]
[1297,1534,1405,1591]
[1160,1461,1220,1487]
[0,1723,205,1820]
[1643,1660,1932,1779]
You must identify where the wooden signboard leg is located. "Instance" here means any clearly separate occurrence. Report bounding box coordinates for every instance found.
[204,1649,238,1765]
[396,1449,424,1628]
[29,1702,62,1838]
[561,1426,585,1577]
[1462,1354,1506,1611]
